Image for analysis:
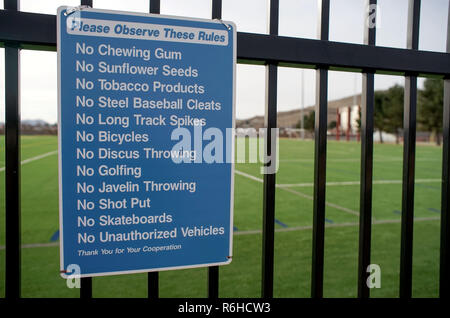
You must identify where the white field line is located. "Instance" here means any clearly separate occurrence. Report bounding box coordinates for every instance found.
[234,216,440,236]
[235,169,264,183]
[277,178,442,188]
[0,216,440,249]
[278,186,360,216]
[0,150,58,172]
[279,158,440,163]
[0,242,60,250]
[235,170,360,216]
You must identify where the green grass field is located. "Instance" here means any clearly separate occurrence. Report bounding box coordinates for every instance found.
[0,135,443,298]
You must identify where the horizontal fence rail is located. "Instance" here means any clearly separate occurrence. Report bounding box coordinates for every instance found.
[1,10,450,76]
[1,0,450,300]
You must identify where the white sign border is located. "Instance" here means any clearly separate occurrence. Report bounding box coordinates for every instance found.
[57,6,236,278]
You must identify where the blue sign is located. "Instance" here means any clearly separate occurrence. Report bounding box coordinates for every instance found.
[57,7,235,277]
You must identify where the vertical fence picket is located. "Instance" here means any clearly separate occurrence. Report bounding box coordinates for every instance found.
[147,0,161,299]
[78,0,94,300]
[207,265,219,299]
[206,0,223,299]
[80,277,92,299]
[399,0,421,299]
[441,81,450,297]
[311,0,330,299]
[358,0,377,299]
[150,0,160,16]
[212,0,222,20]
[440,1,450,299]
[261,0,279,299]
[4,0,21,300]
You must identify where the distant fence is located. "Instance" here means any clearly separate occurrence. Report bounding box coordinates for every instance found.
[1,0,450,299]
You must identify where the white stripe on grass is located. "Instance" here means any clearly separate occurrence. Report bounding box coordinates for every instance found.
[0,150,58,172]
[0,242,60,249]
[234,216,440,236]
[277,178,442,188]
[279,157,440,163]
[235,170,360,216]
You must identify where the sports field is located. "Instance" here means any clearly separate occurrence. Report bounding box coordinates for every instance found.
[0,135,443,297]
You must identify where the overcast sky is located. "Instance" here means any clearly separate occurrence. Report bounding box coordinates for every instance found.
[0,0,448,124]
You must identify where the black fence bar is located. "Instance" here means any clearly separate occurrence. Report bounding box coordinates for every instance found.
[150,0,160,15]
[147,0,160,299]
[5,45,21,300]
[80,277,92,298]
[311,0,329,299]
[357,0,376,299]
[400,76,418,298]
[358,75,374,298]
[4,0,21,299]
[81,0,92,7]
[399,0,420,299]
[441,80,450,298]
[79,0,93,299]
[311,69,328,298]
[440,1,450,299]
[147,272,159,298]
[261,63,277,298]
[207,265,219,299]
[207,0,222,298]
[261,0,278,299]
[212,0,222,20]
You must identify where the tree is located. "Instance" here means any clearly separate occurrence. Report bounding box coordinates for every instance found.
[304,110,315,132]
[381,84,404,144]
[418,78,443,145]
[355,86,403,144]
[373,91,390,143]
[297,110,315,132]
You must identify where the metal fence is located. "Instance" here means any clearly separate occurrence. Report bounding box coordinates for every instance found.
[1,0,450,299]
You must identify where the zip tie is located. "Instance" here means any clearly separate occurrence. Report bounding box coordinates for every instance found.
[215,19,232,31]
[64,5,90,16]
